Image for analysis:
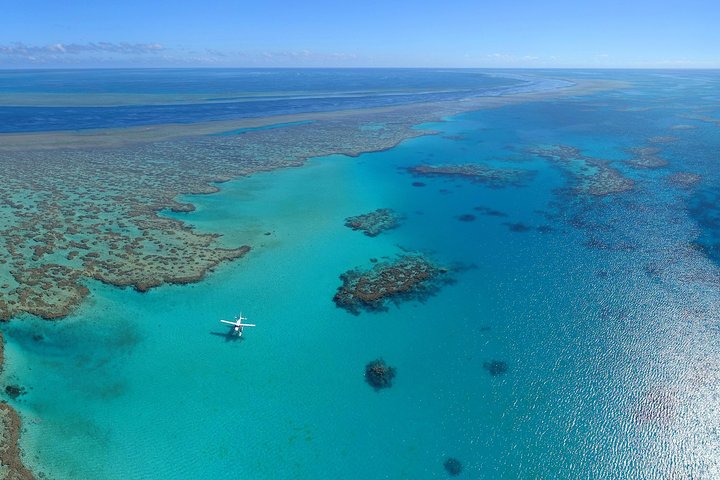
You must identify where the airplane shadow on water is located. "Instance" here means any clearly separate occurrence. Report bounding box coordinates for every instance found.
[209,329,245,343]
[210,315,255,342]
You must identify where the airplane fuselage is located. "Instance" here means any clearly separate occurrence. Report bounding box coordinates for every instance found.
[220,316,255,337]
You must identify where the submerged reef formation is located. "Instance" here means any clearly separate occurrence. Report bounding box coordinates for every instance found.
[0,78,615,321]
[668,172,702,188]
[0,334,35,480]
[473,206,508,217]
[483,360,509,376]
[3,387,24,401]
[678,114,720,128]
[443,457,463,477]
[648,135,679,144]
[528,145,634,196]
[0,106,448,320]
[364,359,396,391]
[0,139,263,320]
[625,147,669,169]
[0,184,250,320]
[536,225,553,234]
[344,209,402,237]
[333,254,452,314]
[406,164,534,188]
[504,222,531,233]
[0,404,34,480]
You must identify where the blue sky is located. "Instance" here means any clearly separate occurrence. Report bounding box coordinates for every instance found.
[2,0,718,68]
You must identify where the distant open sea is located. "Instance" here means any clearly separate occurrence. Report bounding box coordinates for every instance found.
[0,68,571,132]
[2,69,720,479]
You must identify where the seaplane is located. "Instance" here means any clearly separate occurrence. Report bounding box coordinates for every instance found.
[220,313,256,337]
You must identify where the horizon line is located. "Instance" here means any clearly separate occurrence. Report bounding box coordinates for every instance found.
[1,65,720,71]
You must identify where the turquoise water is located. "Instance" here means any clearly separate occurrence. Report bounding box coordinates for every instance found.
[2,71,720,478]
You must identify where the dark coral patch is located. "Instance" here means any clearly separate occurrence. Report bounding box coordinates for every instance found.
[483,360,508,376]
[365,359,396,391]
[345,208,402,237]
[505,222,531,232]
[457,214,476,222]
[407,164,534,189]
[474,206,508,217]
[333,254,452,314]
[668,172,701,188]
[536,225,553,234]
[625,146,668,169]
[4,385,26,399]
[443,457,463,476]
[529,145,634,196]
[411,181,426,187]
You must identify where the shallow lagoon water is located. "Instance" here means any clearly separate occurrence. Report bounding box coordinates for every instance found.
[6,143,508,479]
[2,71,720,478]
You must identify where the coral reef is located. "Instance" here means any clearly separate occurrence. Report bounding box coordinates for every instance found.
[536,225,553,234]
[406,164,534,188]
[0,77,613,321]
[333,254,452,314]
[443,457,463,476]
[648,135,679,144]
[473,206,507,217]
[529,145,634,196]
[0,138,262,320]
[483,360,509,376]
[0,106,444,320]
[505,222,531,232]
[0,334,35,480]
[625,147,668,169]
[364,359,396,391]
[344,209,402,237]
[678,114,720,127]
[668,172,702,188]
[456,214,476,222]
[3,386,24,400]
[0,404,34,480]
[584,238,637,252]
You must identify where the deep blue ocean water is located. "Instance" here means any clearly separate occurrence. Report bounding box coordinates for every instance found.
[1,70,720,478]
[0,68,560,132]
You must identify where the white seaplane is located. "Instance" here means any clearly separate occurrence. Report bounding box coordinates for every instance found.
[220,313,256,337]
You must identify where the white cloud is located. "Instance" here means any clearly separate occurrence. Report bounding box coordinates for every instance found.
[0,42,165,59]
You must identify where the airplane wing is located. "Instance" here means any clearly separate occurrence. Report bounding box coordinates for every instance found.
[220,320,237,325]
